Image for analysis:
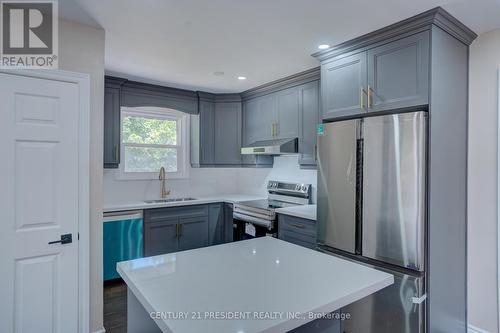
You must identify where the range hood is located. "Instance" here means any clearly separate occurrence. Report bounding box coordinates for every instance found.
[241,138,298,155]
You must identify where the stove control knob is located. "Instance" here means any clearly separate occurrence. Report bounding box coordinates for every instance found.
[301,185,307,191]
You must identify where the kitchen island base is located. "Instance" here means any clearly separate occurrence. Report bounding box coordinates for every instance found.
[128,289,162,333]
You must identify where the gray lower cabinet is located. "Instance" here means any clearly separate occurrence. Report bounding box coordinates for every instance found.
[208,203,224,245]
[103,77,125,168]
[144,205,209,256]
[298,81,320,168]
[278,214,317,249]
[208,203,235,245]
[178,216,209,251]
[321,52,367,120]
[224,203,234,243]
[367,31,429,112]
[144,217,178,256]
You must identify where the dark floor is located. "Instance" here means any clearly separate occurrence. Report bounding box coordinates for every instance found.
[104,279,127,333]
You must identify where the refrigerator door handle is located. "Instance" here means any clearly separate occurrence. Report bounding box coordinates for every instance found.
[355,138,364,255]
[411,294,427,304]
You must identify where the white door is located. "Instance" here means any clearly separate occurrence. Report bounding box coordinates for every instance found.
[0,73,80,333]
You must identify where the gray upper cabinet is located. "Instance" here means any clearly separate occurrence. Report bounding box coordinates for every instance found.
[241,76,320,168]
[247,86,300,141]
[245,94,275,142]
[275,86,299,139]
[214,101,242,165]
[241,96,274,166]
[321,52,367,120]
[317,32,430,121]
[103,77,125,168]
[367,31,430,112]
[196,94,242,167]
[298,81,320,167]
[199,100,215,165]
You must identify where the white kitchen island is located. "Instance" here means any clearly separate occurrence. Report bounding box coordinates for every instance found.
[117,237,393,333]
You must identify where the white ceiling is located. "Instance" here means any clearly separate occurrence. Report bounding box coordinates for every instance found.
[61,0,500,93]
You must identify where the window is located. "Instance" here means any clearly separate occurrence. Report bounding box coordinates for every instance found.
[119,107,189,179]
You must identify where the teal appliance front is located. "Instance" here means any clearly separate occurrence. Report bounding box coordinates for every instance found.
[103,211,144,281]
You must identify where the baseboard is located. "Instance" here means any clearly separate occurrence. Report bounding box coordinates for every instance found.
[91,328,105,333]
[468,324,490,333]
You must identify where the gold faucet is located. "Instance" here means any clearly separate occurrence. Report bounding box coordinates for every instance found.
[159,167,170,198]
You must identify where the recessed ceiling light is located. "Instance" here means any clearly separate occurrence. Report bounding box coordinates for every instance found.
[318,44,330,50]
[237,76,247,80]
[213,71,224,76]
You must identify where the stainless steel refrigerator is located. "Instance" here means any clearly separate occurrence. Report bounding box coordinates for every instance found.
[317,111,427,333]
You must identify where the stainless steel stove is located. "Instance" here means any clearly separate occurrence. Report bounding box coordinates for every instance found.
[233,181,311,239]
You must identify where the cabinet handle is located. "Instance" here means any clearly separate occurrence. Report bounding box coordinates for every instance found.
[175,224,179,237]
[360,87,364,109]
[314,145,317,162]
[114,145,119,161]
[179,224,182,237]
[360,87,368,109]
[271,123,275,137]
[290,223,305,229]
[275,123,279,137]
[367,85,374,108]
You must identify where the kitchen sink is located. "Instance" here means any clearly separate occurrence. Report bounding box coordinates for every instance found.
[143,198,197,204]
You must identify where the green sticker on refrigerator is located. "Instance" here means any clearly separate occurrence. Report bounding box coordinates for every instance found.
[317,124,325,136]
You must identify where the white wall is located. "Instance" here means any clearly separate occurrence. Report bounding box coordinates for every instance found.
[59,19,106,333]
[103,155,317,205]
[468,28,500,333]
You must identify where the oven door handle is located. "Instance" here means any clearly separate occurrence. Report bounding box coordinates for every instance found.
[233,212,273,230]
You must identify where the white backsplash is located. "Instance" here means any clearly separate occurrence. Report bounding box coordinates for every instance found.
[103,155,317,205]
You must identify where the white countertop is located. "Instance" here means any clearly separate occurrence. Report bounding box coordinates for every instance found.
[275,204,317,221]
[117,237,393,333]
[103,194,264,213]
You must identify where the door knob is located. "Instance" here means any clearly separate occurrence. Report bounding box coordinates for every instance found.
[48,233,72,245]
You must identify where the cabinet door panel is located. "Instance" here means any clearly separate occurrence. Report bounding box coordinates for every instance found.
[208,203,224,245]
[298,81,320,167]
[243,95,275,143]
[199,100,215,165]
[367,31,429,111]
[178,216,209,251]
[103,86,121,168]
[275,87,299,139]
[321,52,367,120]
[224,203,234,243]
[214,102,242,165]
[144,218,178,256]
[241,98,274,166]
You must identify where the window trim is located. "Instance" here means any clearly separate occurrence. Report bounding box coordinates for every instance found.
[117,106,190,180]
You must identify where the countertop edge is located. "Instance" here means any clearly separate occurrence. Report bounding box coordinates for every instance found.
[103,195,265,214]
[275,205,317,221]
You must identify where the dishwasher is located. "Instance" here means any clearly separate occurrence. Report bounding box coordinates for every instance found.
[103,211,144,281]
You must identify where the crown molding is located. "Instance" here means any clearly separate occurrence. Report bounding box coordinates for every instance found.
[240,67,320,101]
[312,6,477,62]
